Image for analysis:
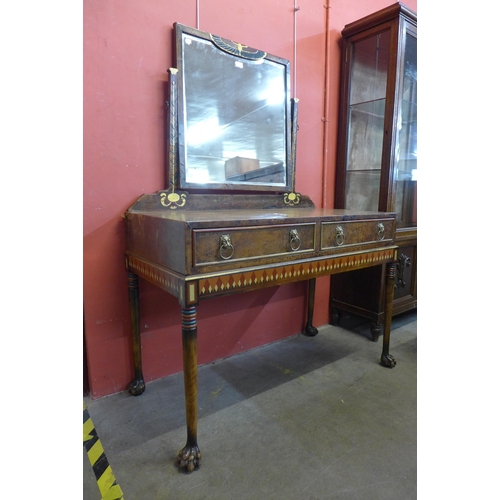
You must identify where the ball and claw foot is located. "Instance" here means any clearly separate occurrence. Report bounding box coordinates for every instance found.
[128,378,146,396]
[380,353,397,368]
[303,325,319,337]
[176,445,201,473]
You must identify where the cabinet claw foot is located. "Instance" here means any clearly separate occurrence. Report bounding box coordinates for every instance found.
[303,324,319,337]
[128,378,146,396]
[380,353,397,368]
[176,444,201,473]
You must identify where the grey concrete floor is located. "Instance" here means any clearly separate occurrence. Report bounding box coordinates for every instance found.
[83,311,416,499]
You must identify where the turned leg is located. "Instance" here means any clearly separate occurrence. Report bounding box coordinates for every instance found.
[176,306,201,472]
[370,322,382,343]
[380,262,397,368]
[330,306,341,326]
[303,278,319,337]
[127,272,146,395]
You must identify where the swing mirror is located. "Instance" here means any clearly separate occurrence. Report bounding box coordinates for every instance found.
[174,23,293,192]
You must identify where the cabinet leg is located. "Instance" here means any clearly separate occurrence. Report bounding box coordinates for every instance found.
[127,272,146,395]
[303,278,319,336]
[380,263,397,368]
[330,306,341,326]
[176,306,201,472]
[370,322,382,343]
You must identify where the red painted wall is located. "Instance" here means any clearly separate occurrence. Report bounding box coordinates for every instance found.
[83,0,417,398]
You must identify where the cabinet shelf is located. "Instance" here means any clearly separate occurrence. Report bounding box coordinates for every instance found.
[346,168,382,173]
[350,97,386,117]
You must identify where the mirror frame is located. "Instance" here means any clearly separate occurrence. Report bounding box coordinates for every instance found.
[173,22,294,193]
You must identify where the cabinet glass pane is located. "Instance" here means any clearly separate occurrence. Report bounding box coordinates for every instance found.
[345,30,390,211]
[345,170,381,211]
[394,31,417,228]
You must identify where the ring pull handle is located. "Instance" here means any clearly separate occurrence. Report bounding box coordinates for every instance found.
[335,226,345,246]
[377,223,385,241]
[289,229,301,251]
[219,234,234,260]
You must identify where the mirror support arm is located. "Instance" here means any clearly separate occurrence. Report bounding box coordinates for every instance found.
[167,68,178,191]
[290,98,299,193]
[161,68,188,210]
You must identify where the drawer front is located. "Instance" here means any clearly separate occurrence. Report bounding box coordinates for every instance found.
[193,223,316,267]
[321,219,393,250]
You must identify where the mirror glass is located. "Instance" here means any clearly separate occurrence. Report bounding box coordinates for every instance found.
[175,23,292,191]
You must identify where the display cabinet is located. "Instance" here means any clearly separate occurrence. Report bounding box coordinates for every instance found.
[330,2,417,341]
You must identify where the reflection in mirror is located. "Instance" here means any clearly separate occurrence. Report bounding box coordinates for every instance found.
[175,24,291,191]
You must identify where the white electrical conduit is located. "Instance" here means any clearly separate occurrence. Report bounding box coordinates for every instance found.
[322,0,332,208]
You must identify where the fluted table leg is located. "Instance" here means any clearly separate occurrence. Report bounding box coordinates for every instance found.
[176,306,201,472]
[380,262,397,368]
[127,272,146,395]
[303,278,319,336]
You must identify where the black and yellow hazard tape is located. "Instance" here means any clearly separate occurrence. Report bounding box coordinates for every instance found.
[83,402,124,500]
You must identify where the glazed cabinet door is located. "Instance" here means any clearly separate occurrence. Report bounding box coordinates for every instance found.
[342,27,391,212]
[331,3,417,334]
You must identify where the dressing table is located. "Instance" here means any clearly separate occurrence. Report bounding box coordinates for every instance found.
[125,23,398,473]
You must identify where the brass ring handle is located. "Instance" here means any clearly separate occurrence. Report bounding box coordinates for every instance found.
[289,229,301,251]
[377,223,385,240]
[219,234,234,260]
[335,226,345,246]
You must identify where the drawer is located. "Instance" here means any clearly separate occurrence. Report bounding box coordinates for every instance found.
[193,223,316,267]
[320,219,393,250]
